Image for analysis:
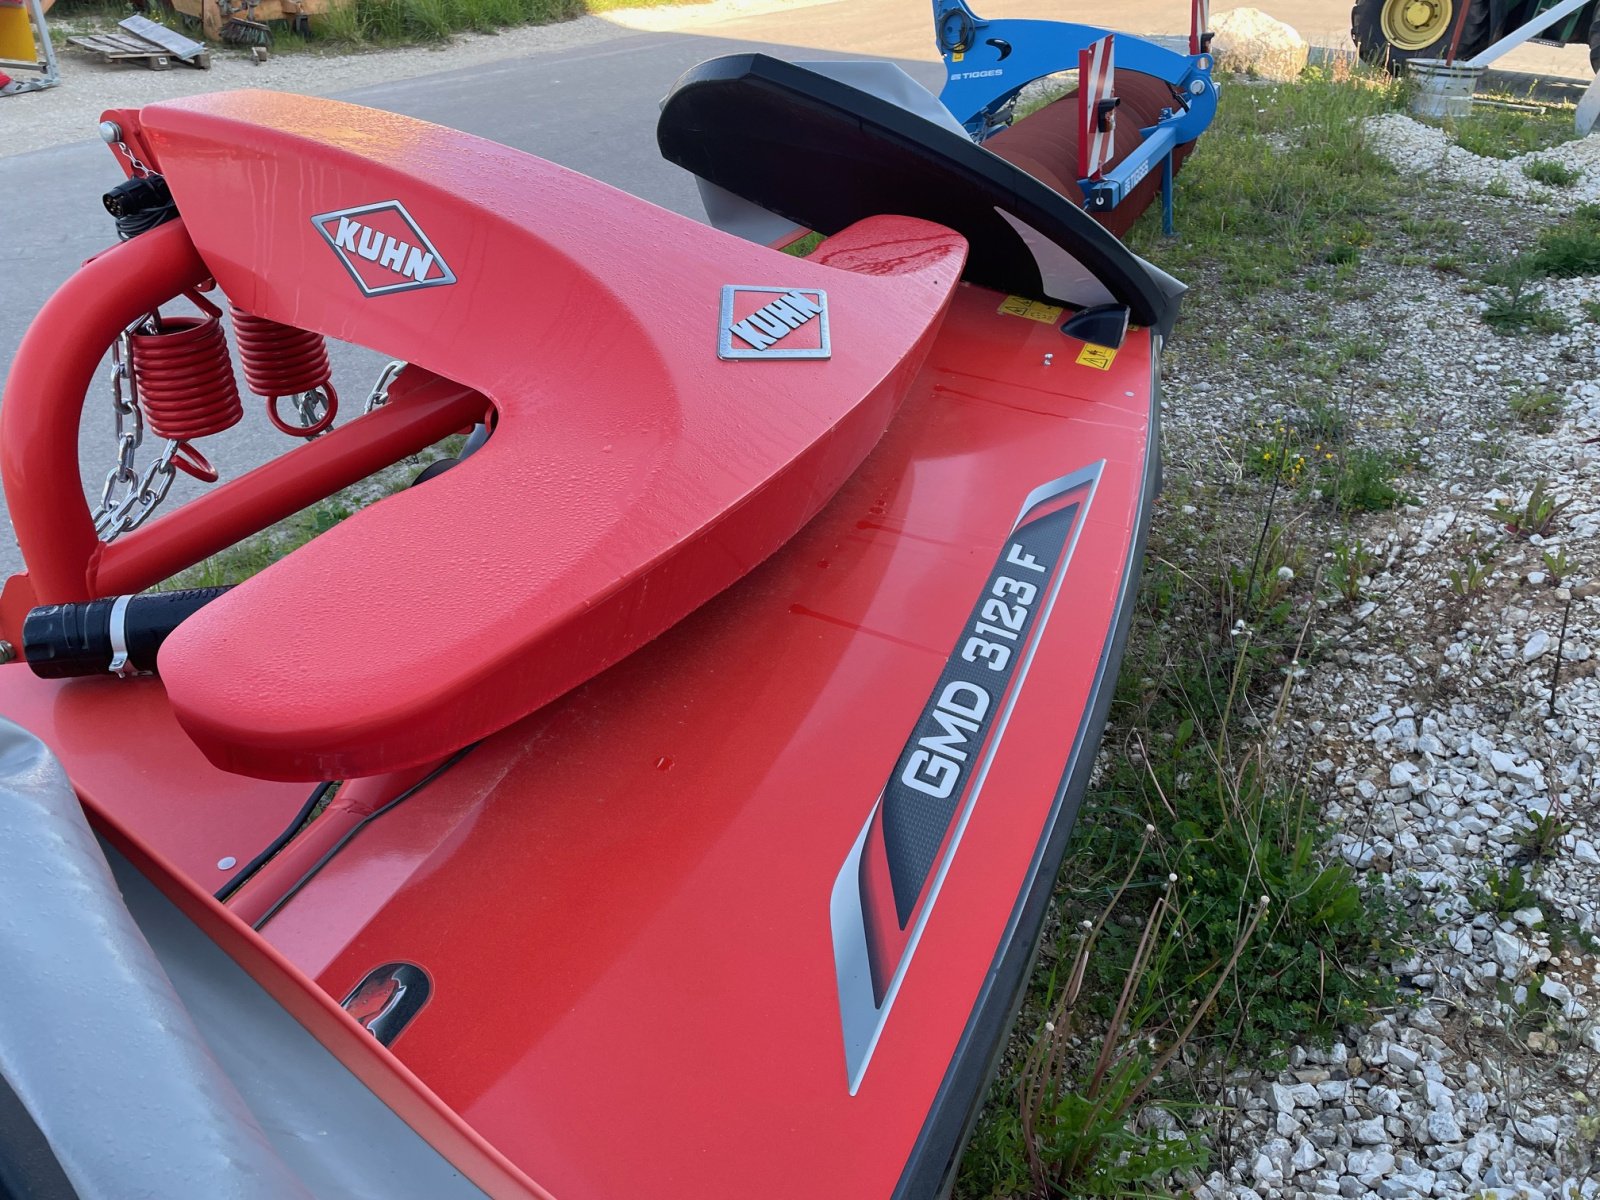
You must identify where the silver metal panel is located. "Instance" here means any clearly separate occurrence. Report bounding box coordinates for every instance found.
[108,841,491,1200]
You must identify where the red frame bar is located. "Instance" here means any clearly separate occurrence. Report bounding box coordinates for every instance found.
[94,375,486,596]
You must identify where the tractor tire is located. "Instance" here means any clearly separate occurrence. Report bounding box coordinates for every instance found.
[1352,0,1491,72]
[1589,9,1600,72]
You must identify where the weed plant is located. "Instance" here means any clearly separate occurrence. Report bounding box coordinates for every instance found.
[1482,276,1569,336]
[1522,159,1582,189]
[1474,865,1538,916]
[1493,479,1572,539]
[1509,387,1563,432]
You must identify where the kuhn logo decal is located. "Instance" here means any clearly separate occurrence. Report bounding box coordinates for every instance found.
[718,286,830,360]
[311,201,456,297]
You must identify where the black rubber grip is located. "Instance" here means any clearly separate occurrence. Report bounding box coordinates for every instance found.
[22,588,232,679]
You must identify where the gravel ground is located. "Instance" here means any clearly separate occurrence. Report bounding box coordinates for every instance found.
[1369,111,1600,208]
[1160,121,1600,1200]
[4,0,827,156]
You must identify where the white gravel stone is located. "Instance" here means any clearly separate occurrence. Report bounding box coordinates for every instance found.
[1522,630,1551,661]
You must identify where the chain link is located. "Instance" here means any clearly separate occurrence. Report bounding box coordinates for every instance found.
[364,360,406,415]
[92,322,181,541]
[115,140,153,178]
[94,441,180,540]
[294,387,333,431]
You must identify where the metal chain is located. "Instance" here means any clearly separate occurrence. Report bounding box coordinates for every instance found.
[115,140,153,178]
[91,323,181,541]
[94,442,181,540]
[293,387,333,432]
[364,360,406,414]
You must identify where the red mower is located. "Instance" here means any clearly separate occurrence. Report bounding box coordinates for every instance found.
[0,58,1180,1200]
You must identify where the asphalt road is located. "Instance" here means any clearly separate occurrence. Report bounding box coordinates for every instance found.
[0,0,1594,580]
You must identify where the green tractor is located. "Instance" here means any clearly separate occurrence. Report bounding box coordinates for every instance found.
[1352,0,1600,71]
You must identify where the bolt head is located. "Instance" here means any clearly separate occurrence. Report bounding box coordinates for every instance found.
[98,121,122,145]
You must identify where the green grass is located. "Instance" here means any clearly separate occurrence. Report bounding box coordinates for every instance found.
[1522,159,1583,188]
[1439,106,1585,160]
[1318,447,1417,513]
[312,0,579,46]
[780,231,826,257]
[1125,66,1407,293]
[1475,207,1600,332]
[1526,204,1600,277]
[163,497,354,590]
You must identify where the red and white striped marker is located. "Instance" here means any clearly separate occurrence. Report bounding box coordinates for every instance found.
[1077,34,1117,182]
[1190,0,1209,55]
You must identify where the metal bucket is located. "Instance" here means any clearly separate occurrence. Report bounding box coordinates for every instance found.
[1407,58,1484,119]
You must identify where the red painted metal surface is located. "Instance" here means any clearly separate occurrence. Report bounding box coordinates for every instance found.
[0,91,1161,1199]
[253,287,1156,1199]
[225,759,446,927]
[112,92,967,782]
[0,213,487,639]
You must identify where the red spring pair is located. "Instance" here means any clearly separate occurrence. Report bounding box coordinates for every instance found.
[128,295,340,484]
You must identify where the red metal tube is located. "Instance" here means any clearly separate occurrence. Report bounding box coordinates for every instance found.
[92,372,487,597]
[0,219,209,602]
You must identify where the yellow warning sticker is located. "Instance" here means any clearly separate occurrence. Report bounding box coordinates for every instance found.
[997,295,1064,324]
[951,51,964,61]
[1075,343,1117,370]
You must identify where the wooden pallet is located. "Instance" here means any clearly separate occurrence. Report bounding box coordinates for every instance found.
[66,29,210,70]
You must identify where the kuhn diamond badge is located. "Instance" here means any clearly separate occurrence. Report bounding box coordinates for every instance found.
[312,201,457,297]
[719,286,830,360]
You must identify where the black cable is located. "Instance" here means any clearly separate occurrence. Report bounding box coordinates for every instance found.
[113,202,179,241]
[251,744,479,931]
[213,781,335,904]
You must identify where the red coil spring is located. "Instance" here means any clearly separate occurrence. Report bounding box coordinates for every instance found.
[129,294,243,482]
[230,304,339,437]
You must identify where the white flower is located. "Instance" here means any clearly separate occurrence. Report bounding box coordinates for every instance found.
[1277,566,1295,582]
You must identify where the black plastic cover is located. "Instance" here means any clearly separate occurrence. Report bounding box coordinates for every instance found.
[657,53,1181,333]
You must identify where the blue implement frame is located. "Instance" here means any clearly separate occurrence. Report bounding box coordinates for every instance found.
[933,0,1217,234]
